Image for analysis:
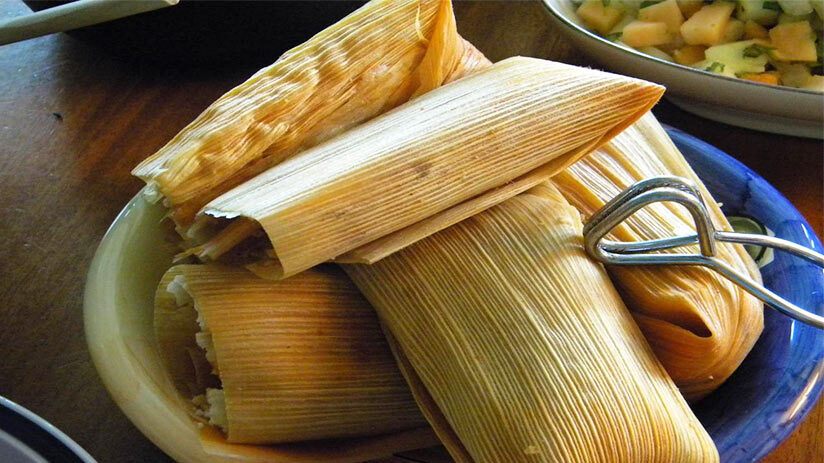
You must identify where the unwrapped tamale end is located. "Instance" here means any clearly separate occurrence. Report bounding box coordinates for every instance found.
[154,264,426,445]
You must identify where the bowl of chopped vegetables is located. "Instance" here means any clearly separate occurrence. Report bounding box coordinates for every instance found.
[540,0,823,138]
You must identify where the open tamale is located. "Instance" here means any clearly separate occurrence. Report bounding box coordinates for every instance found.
[344,183,719,463]
[197,56,662,279]
[154,264,428,446]
[552,112,764,400]
[132,0,487,233]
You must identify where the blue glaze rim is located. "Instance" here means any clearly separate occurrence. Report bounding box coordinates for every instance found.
[666,126,824,463]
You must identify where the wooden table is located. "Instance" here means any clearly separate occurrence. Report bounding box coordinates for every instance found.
[0,0,821,462]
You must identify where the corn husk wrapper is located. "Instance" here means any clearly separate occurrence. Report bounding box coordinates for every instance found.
[132,0,487,231]
[204,56,663,279]
[344,183,719,463]
[154,264,428,447]
[552,112,764,401]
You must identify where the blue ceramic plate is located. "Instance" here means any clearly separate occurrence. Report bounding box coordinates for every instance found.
[667,127,824,462]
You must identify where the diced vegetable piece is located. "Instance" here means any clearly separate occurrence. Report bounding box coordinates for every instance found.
[577,0,626,34]
[609,14,638,33]
[678,0,704,17]
[681,2,736,45]
[722,18,746,41]
[737,0,780,26]
[740,71,781,83]
[777,0,813,16]
[778,12,812,23]
[640,45,676,60]
[705,39,770,74]
[769,21,818,61]
[639,0,685,32]
[622,20,673,46]
[774,61,814,85]
[801,75,824,90]
[743,19,770,37]
[657,32,686,52]
[674,44,708,63]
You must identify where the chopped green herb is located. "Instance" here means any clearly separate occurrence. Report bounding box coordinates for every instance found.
[742,48,761,58]
[639,0,661,8]
[742,43,775,58]
[601,0,611,7]
[763,1,782,11]
[706,62,725,73]
[605,32,623,41]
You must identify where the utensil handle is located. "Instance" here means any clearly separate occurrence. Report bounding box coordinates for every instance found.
[585,175,824,330]
[0,0,178,46]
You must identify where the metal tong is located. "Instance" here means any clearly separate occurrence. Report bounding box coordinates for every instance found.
[583,176,824,330]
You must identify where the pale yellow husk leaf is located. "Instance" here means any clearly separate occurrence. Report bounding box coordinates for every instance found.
[207,56,663,279]
[154,264,427,445]
[552,112,764,400]
[133,0,487,230]
[344,183,719,463]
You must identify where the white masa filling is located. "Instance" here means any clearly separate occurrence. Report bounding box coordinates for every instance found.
[167,275,228,433]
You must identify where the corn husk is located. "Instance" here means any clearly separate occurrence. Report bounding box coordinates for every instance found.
[344,183,719,463]
[132,0,487,231]
[154,264,428,445]
[204,57,663,279]
[552,112,764,400]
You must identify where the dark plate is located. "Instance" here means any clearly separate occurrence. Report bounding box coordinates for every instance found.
[0,396,96,462]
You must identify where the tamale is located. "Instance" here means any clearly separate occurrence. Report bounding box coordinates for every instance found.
[553,112,764,400]
[345,183,719,463]
[154,264,427,445]
[201,57,663,279]
[132,0,487,231]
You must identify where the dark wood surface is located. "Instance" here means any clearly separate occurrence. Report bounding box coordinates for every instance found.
[0,0,821,462]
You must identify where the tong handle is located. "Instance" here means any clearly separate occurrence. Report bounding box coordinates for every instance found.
[698,244,824,329]
[716,231,824,267]
[584,176,824,330]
